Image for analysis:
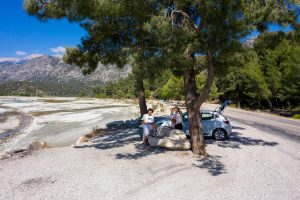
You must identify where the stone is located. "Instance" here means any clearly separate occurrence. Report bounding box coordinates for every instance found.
[0,152,12,160]
[157,126,172,138]
[148,128,191,150]
[26,141,50,151]
[106,121,125,129]
[148,136,191,150]
[75,136,89,145]
[169,129,187,140]
[106,119,140,129]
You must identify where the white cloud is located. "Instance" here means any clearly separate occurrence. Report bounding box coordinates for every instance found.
[0,57,21,62]
[24,53,44,60]
[50,46,66,54]
[0,53,44,63]
[15,51,27,56]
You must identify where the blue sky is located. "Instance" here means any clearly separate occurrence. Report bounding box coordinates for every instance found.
[0,0,298,62]
[0,0,85,61]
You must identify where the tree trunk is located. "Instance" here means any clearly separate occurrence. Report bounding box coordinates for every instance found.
[237,86,241,109]
[136,76,147,117]
[267,98,273,111]
[184,68,205,155]
[183,51,215,155]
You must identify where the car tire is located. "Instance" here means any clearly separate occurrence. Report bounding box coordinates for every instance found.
[212,128,227,141]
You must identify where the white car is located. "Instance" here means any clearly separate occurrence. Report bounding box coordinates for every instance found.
[182,110,232,140]
[157,101,232,140]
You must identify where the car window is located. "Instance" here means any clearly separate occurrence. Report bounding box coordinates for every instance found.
[201,113,214,120]
[183,113,214,120]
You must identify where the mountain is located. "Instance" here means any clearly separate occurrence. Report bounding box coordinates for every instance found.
[0,55,132,84]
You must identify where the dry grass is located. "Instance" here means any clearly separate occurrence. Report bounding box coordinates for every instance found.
[85,128,107,139]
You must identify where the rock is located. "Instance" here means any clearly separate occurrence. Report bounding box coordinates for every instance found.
[106,120,140,129]
[76,136,89,145]
[26,141,50,151]
[169,129,187,140]
[40,141,50,148]
[0,141,49,160]
[157,126,172,138]
[148,128,191,150]
[126,120,139,128]
[148,136,191,150]
[86,129,105,139]
[106,121,125,129]
[0,152,12,160]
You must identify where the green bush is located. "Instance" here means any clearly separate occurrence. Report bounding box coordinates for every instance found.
[292,114,300,119]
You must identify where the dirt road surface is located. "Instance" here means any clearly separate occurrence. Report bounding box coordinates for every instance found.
[0,101,299,200]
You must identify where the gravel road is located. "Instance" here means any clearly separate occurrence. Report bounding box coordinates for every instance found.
[0,101,299,200]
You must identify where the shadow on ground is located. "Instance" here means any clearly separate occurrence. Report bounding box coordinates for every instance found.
[115,144,167,160]
[74,128,141,150]
[206,131,278,149]
[74,122,278,176]
[193,155,226,176]
[231,125,246,130]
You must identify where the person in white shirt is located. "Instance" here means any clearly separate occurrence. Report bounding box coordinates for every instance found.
[174,107,183,130]
[142,108,157,148]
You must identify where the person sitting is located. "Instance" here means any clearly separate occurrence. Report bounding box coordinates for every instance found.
[142,108,156,148]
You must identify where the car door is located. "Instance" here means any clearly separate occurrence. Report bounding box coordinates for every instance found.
[182,113,189,133]
[201,113,215,136]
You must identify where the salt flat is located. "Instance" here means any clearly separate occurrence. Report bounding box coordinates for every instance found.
[0,97,139,151]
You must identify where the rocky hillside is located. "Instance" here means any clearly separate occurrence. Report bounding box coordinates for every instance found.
[0,55,131,84]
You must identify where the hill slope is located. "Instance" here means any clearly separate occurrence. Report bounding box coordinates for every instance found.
[0,55,131,84]
[0,56,132,96]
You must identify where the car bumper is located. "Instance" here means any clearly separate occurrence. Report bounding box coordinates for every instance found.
[224,125,232,136]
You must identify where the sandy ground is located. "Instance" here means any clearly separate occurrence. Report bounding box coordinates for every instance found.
[0,98,299,200]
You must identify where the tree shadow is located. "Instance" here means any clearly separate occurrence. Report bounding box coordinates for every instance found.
[74,121,278,177]
[232,125,246,130]
[193,125,279,176]
[75,127,168,159]
[74,128,140,150]
[206,131,279,149]
[115,144,166,160]
[193,155,226,176]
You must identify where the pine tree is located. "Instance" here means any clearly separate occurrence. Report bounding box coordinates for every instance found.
[144,0,299,154]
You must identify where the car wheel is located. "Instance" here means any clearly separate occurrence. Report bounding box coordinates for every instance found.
[213,128,227,140]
